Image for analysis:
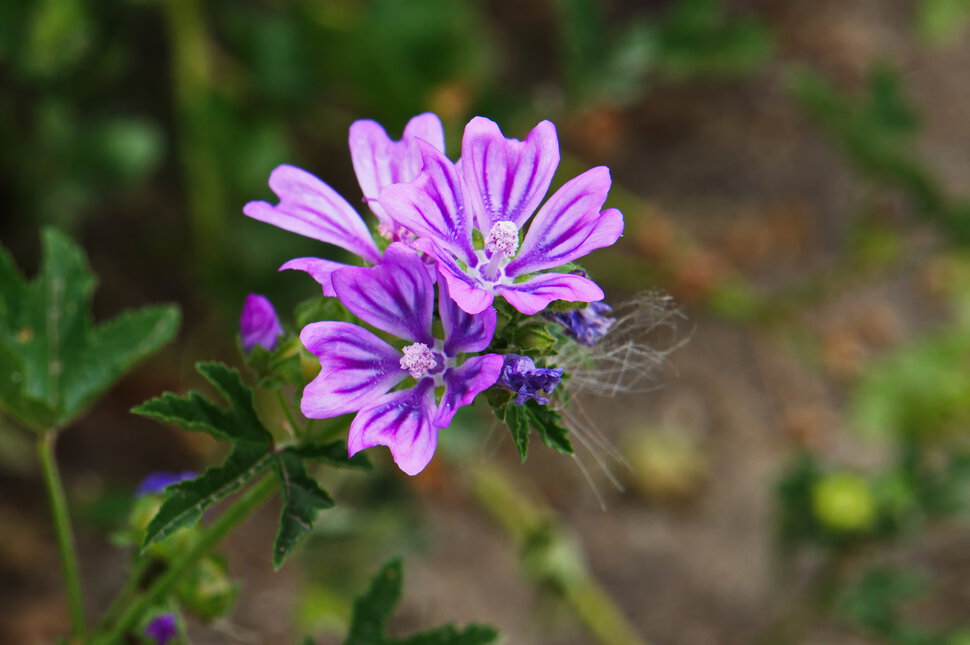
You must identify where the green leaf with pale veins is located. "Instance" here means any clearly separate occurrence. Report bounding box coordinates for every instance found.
[0,229,179,431]
[344,560,498,645]
[272,452,334,570]
[133,361,274,445]
[142,445,274,547]
[135,362,344,562]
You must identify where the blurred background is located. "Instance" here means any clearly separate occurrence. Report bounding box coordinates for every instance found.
[6,0,970,643]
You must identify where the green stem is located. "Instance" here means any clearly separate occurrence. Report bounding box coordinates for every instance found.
[93,475,277,644]
[94,554,153,632]
[471,464,648,645]
[37,431,87,641]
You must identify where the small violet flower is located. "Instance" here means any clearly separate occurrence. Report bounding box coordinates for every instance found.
[145,613,178,645]
[546,301,616,346]
[136,471,197,497]
[299,244,504,475]
[243,113,446,296]
[497,354,564,406]
[240,294,284,352]
[379,117,624,315]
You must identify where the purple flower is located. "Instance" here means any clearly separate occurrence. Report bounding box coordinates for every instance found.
[546,301,616,346]
[240,294,284,352]
[136,471,197,497]
[299,244,504,475]
[379,117,624,315]
[497,354,564,405]
[145,613,178,645]
[243,113,445,296]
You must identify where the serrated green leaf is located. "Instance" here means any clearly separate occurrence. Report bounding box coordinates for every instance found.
[272,452,334,570]
[133,362,273,445]
[390,624,498,645]
[0,229,179,431]
[498,399,573,461]
[143,445,274,547]
[345,559,498,645]
[502,404,531,461]
[285,440,372,471]
[345,559,403,645]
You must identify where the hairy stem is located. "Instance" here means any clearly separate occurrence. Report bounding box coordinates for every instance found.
[37,431,87,641]
[93,475,276,644]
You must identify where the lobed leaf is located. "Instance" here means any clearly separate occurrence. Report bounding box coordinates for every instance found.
[345,559,498,645]
[272,452,335,570]
[0,229,179,431]
[345,559,403,645]
[499,398,573,461]
[143,445,273,547]
[133,362,273,445]
[390,625,499,645]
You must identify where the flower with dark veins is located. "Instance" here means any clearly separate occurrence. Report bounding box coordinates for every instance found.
[243,113,445,295]
[299,244,503,475]
[379,117,624,315]
[546,301,616,346]
[497,354,564,406]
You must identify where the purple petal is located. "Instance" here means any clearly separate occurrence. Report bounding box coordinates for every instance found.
[240,294,284,352]
[331,243,435,345]
[279,257,350,297]
[244,164,381,263]
[438,270,497,355]
[437,259,495,315]
[348,379,438,476]
[434,354,504,429]
[300,322,406,418]
[378,141,476,265]
[349,113,446,225]
[496,272,604,315]
[136,471,197,497]
[145,614,178,645]
[507,168,623,276]
[460,117,560,232]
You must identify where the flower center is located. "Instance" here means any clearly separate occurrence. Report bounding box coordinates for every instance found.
[485,220,520,258]
[399,342,437,379]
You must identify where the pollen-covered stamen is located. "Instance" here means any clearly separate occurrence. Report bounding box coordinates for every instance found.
[399,342,437,379]
[485,220,520,257]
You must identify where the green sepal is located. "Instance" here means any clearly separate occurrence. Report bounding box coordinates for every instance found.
[244,336,304,388]
[272,452,335,570]
[0,229,179,431]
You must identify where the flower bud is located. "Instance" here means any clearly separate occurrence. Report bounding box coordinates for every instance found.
[240,294,284,352]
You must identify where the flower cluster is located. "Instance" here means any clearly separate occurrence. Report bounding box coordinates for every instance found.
[244,113,623,475]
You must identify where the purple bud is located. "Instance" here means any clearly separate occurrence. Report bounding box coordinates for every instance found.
[496,354,564,406]
[546,301,615,346]
[145,613,178,645]
[136,471,196,497]
[240,294,284,352]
